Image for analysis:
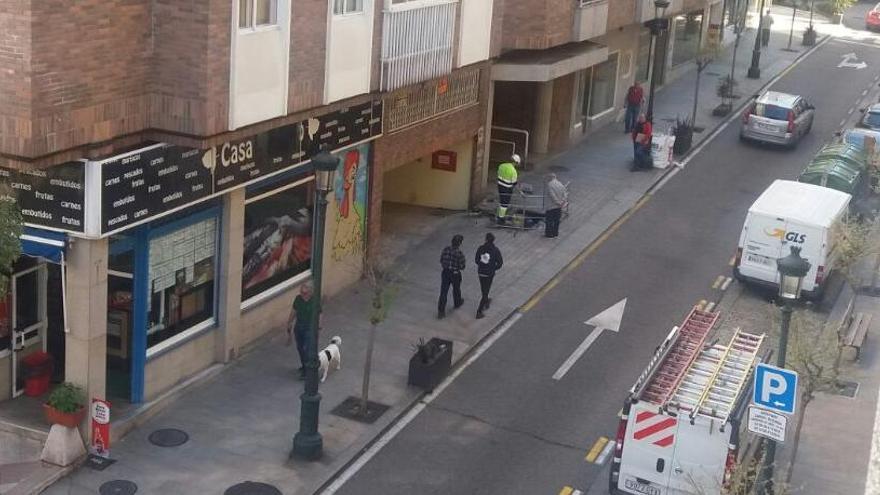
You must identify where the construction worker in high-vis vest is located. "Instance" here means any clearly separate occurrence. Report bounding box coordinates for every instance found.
[496,154,520,224]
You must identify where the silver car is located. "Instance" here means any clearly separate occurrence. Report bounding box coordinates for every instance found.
[740,91,815,147]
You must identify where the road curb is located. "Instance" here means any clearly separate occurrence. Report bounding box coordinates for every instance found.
[313,35,832,495]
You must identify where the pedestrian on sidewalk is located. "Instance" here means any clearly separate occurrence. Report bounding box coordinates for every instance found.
[631,114,653,171]
[287,282,317,379]
[624,80,644,133]
[544,173,568,238]
[475,233,503,319]
[761,10,774,47]
[496,154,520,224]
[438,234,466,319]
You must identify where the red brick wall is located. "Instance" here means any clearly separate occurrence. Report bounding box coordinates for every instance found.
[501,0,573,50]
[0,1,32,156]
[289,0,327,113]
[608,0,637,31]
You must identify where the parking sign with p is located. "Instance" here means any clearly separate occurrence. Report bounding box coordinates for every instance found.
[753,363,798,415]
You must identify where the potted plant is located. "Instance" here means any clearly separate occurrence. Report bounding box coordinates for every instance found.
[407,337,453,392]
[803,25,818,46]
[672,116,694,155]
[713,75,738,116]
[44,383,86,428]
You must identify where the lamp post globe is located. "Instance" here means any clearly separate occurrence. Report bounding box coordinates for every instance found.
[312,150,339,193]
[654,0,670,7]
[776,245,811,301]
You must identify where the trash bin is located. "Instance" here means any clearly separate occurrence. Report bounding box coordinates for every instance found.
[21,351,53,396]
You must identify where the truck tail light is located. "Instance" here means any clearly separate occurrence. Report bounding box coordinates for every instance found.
[816,265,825,286]
[614,412,629,458]
[787,110,796,133]
[722,443,738,487]
[734,247,743,267]
[742,103,755,124]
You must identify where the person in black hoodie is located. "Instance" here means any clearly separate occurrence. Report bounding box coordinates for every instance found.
[475,233,503,319]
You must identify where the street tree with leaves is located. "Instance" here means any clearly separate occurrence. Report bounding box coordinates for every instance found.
[358,259,399,416]
[0,199,22,297]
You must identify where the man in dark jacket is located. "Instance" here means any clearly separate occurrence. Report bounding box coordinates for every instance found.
[438,234,466,319]
[475,233,503,319]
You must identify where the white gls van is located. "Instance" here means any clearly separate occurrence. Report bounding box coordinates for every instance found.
[733,180,851,299]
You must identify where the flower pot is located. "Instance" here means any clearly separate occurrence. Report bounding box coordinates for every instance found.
[408,338,453,392]
[43,404,86,428]
[673,130,693,155]
[802,29,817,46]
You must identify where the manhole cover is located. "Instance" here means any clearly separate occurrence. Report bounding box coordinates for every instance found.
[224,482,283,495]
[548,165,569,173]
[148,428,189,447]
[834,380,859,398]
[331,396,391,424]
[99,480,137,495]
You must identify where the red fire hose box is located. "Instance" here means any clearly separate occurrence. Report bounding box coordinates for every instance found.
[21,351,53,397]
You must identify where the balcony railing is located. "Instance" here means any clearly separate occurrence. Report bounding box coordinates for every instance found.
[381,0,458,91]
[574,0,608,42]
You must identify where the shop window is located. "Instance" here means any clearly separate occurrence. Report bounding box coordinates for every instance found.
[334,0,364,15]
[147,217,218,349]
[672,13,704,67]
[582,52,619,118]
[239,0,277,29]
[242,178,315,304]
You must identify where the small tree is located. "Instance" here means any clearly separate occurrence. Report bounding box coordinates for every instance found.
[358,259,398,416]
[0,199,22,297]
[831,214,880,287]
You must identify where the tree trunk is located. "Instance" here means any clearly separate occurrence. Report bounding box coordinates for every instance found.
[360,322,378,414]
[785,392,811,483]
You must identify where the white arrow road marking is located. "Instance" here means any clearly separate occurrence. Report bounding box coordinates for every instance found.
[839,53,868,69]
[552,298,626,380]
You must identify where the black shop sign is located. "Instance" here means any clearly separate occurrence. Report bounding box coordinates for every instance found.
[0,162,86,232]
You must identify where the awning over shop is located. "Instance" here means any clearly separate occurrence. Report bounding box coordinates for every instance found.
[491,41,609,82]
[20,227,67,264]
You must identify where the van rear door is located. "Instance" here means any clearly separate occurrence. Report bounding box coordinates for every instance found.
[617,404,679,495]
[738,213,786,283]
[666,418,731,495]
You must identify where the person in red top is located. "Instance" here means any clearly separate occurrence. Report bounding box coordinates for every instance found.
[631,114,653,171]
[624,81,644,133]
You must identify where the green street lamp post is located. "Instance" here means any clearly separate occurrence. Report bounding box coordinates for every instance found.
[747,0,768,78]
[756,245,811,495]
[291,149,339,461]
[646,0,671,122]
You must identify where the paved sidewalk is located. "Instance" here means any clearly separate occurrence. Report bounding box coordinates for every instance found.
[40,13,823,495]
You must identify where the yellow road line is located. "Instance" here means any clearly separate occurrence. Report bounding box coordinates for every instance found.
[585,436,610,463]
[711,275,725,289]
[521,195,651,312]
[559,486,574,495]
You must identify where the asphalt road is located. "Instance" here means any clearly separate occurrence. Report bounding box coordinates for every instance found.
[331,27,880,495]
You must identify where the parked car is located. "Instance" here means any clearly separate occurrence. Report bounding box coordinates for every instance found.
[867,3,880,31]
[740,91,815,147]
[857,103,880,131]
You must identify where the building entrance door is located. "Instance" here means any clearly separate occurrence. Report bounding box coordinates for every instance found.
[11,262,48,397]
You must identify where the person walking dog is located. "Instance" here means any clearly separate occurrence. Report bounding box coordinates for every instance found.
[287,282,317,380]
[624,81,644,133]
[475,233,503,319]
[544,173,568,238]
[438,234,466,319]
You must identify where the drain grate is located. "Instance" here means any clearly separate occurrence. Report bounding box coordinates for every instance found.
[148,428,189,447]
[99,480,138,495]
[224,482,283,495]
[834,380,860,398]
[331,396,391,424]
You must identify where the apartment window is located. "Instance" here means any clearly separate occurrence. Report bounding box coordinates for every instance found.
[239,0,277,29]
[582,53,619,117]
[334,0,364,14]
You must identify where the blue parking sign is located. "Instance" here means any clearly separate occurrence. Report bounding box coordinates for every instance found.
[753,363,798,415]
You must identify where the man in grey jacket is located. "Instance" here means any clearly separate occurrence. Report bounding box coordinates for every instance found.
[544,173,568,238]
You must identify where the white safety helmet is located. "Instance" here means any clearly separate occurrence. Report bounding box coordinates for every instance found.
[511,154,522,165]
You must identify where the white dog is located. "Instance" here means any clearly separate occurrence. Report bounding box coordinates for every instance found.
[318,336,342,382]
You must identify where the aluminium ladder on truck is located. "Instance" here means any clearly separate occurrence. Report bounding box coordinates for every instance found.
[633,306,719,406]
[666,328,764,422]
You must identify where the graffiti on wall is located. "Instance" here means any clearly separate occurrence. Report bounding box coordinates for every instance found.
[331,143,369,262]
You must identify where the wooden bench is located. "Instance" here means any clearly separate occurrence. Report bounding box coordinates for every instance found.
[838,297,873,360]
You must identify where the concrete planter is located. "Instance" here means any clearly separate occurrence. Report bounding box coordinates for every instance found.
[407,338,453,392]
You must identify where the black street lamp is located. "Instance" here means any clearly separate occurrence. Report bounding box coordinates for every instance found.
[747,0,768,78]
[645,0,671,122]
[756,245,811,495]
[291,149,339,461]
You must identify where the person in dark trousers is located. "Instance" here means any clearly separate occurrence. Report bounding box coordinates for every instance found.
[438,234,466,319]
[286,282,317,380]
[475,233,503,319]
[631,114,653,171]
[544,173,568,238]
[624,81,644,133]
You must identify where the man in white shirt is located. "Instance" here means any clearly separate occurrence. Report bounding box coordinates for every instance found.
[544,174,568,238]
